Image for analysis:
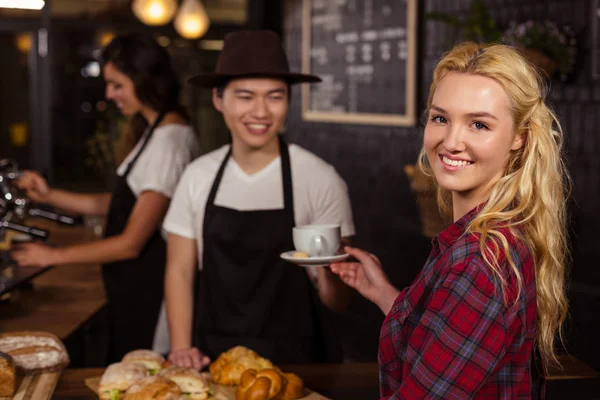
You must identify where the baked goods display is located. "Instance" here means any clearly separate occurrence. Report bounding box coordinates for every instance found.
[92,345,305,399]
[0,331,70,375]
[98,349,211,400]
[0,351,16,397]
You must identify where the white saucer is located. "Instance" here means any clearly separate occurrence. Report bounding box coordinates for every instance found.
[280,251,350,267]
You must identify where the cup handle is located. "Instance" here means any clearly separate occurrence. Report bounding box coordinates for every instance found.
[310,235,325,257]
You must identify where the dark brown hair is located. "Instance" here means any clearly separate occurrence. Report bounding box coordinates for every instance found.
[101,34,188,163]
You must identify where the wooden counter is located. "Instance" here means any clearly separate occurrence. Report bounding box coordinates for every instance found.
[0,219,106,340]
[53,355,600,400]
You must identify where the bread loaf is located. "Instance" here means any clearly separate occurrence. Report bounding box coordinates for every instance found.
[0,352,16,397]
[0,331,70,374]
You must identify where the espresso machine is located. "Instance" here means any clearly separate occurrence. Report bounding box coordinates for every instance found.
[0,159,81,268]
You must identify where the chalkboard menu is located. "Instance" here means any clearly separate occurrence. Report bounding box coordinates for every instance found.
[301,0,417,126]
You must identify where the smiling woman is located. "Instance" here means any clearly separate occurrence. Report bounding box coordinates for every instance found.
[13,33,201,363]
[424,72,525,219]
[330,41,570,399]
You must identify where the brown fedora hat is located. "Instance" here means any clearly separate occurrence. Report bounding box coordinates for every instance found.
[188,30,321,87]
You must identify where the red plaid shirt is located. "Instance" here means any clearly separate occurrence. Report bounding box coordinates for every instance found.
[379,206,538,399]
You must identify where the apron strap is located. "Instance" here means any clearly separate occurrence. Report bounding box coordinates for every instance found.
[279,136,295,227]
[123,110,167,177]
[206,146,232,206]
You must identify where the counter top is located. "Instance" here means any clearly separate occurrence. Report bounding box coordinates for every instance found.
[0,220,106,340]
[53,355,600,400]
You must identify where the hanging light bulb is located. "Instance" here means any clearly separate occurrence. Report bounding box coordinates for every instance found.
[131,0,177,26]
[174,0,210,40]
[15,33,32,54]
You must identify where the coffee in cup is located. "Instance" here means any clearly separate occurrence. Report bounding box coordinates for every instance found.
[292,224,341,257]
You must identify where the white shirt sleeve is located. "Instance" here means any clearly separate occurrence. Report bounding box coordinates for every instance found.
[125,124,200,199]
[162,166,198,239]
[310,167,356,238]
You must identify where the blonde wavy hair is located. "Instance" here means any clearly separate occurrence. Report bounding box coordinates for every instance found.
[417,42,570,366]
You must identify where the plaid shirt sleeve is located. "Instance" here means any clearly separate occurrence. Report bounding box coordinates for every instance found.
[386,258,512,399]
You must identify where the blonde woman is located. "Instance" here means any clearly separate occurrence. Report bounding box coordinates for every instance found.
[331,42,569,399]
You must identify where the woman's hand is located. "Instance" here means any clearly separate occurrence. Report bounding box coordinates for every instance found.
[16,171,51,204]
[330,246,400,315]
[168,347,211,371]
[11,243,58,267]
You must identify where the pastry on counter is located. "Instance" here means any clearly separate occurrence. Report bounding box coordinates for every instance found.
[209,345,259,376]
[235,368,304,400]
[0,331,70,374]
[210,345,274,386]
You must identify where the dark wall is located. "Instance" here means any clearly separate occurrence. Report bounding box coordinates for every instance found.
[0,34,31,167]
[283,0,600,365]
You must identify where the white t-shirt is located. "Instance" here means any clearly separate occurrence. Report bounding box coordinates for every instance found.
[117,123,200,238]
[163,143,355,270]
[116,123,200,356]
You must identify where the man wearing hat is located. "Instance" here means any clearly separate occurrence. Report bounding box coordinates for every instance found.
[163,30,355,368]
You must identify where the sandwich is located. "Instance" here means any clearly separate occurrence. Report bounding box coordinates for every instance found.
[158,365,211,399]
[122,349,165,375]
[98,362,147,400]
[123,376,182,400]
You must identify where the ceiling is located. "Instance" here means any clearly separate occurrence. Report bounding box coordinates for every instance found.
[0,0,247,24]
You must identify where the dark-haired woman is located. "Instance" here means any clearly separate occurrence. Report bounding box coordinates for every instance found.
[13,34,200,361]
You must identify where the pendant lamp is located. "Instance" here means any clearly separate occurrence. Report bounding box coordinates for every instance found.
[131,0,177,26]
[174,0,210,39]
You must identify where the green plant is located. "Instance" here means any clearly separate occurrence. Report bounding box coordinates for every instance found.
[426,0,502,44]
[502,20,577,81]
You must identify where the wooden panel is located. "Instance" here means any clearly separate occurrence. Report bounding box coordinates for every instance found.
[0,371,61,400]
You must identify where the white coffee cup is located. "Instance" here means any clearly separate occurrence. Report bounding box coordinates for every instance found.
[292,224,341,257]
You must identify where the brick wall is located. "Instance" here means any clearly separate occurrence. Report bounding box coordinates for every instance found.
[283,0,600,364]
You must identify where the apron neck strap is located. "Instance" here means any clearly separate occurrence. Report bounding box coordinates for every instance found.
[123,110,167,176]
[279,136,295,224]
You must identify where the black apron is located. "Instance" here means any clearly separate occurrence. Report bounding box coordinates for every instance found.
[195,137,341,364]
[102,113,167,363]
